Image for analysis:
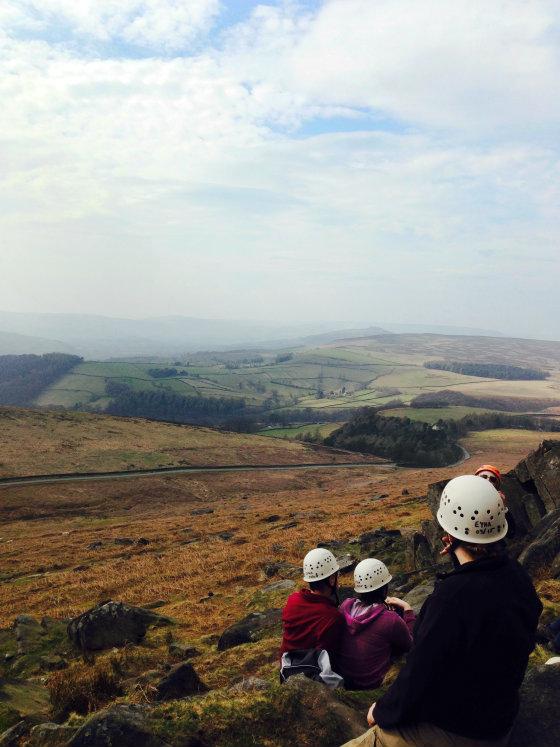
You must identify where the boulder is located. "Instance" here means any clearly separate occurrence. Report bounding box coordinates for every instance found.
[514,440,560,513]
[508,664,560,747]
[228,676,271,692]
[405,530,433,572]
[168,643,199,659]
[260,579,295,593]
[67,601,172,651]
[14,615,44,654]
[262,561,300,578]
[217,609,282,651]
[29,722,77,746]
[155,662,208,700]
[335,553,356,575]
[0,720,32,747]
[404,583,435,616]
[284,674,368,745]
[65,704,172,747]
[517,509,560,578]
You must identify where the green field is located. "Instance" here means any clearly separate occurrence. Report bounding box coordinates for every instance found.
[34,336,560,426]
[381,406,500,424]
[257,422,341,440]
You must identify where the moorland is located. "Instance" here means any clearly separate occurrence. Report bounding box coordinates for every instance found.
[2,331,560,744]
[1,404,560,745]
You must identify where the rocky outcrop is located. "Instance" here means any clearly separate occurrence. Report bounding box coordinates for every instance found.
[508,663,560,747]
[517,509,560,577]
[284,674,368,746]
[67,601,173,651]
[155,662,208,700]
[65,704,172,747]
[28,723,77,746]
[0,721,32,747]
[217,609,282,651]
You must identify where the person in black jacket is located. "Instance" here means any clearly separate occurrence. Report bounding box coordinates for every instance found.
[340,474,542,747]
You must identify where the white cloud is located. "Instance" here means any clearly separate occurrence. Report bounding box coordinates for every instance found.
[220,0,560,132]
[0,0,559,337]
[0,0,222,51]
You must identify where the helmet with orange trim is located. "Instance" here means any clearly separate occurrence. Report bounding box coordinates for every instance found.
[475,464,501,489]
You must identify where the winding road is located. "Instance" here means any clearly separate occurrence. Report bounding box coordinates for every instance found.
[0,444,471,489]
[0,460,388,488]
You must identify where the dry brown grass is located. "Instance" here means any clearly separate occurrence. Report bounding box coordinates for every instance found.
[0,406,369,478]
[3,426,559,632]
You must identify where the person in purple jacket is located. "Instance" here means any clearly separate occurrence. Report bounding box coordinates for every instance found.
[337,558,415,690]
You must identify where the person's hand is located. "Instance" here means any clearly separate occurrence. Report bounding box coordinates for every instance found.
[367,702,376,726]
[386,596,412,612]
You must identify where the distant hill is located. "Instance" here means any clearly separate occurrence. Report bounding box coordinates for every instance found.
[0,310,509,359]
[0,329,76,355]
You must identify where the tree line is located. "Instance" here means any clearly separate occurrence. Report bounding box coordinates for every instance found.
[0,353,83,406]
[410,389,559,412]
[423,360,549,380]
[103,385,247,426]
[322,406,560,467]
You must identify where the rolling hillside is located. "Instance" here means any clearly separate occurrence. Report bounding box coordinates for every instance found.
[31,335,560,424]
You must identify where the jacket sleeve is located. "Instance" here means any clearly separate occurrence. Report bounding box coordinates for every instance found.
[389,611,415,653]
[375,592,463,728]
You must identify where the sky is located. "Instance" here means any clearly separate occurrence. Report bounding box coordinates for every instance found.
[1,0,559,340]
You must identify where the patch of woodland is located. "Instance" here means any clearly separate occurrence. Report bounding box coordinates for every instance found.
[423,360,549,380]
[0,353,83,406]
[324,408,464,467]
[410,389,560,412]
[324,406,560,467]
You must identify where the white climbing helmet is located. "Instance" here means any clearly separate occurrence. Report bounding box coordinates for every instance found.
[353,558,392,593]
[437,474,508,544]
[303,548,340,582]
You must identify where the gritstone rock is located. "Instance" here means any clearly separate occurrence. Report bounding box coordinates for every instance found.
[217,609,282,651]
[65,704,172,747]
[67,600,172,651]
[155,662,208,700]
[508,664,560,747]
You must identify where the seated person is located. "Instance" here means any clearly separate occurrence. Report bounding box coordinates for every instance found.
[280,547,344,662]
[337,558,415,690]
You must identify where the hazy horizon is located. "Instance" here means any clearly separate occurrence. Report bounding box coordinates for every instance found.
[2,1,559,341]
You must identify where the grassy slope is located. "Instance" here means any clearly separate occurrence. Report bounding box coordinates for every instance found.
[0,406,368,478]
[0,411,559,745]
[35,335,560,418]
[258,423,341,439]
[380,406,500,423]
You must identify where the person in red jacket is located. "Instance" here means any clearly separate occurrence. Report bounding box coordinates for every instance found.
[280,547,344,662]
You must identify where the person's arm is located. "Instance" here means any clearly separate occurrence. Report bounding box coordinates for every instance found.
[388,614,415,653]
[386,596,415,645]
